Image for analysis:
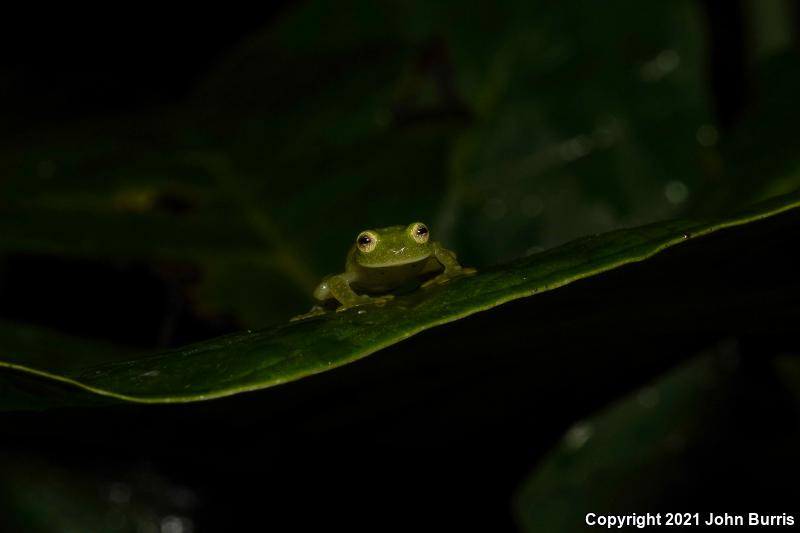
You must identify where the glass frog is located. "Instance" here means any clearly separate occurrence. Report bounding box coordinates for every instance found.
[292,222,475,320]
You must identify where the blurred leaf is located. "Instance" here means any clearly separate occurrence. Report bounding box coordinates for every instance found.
[0,190,797,409]
[438,0,711,260]
[513,345,800,532]
[692,51,800,214]
[0,0,715,333]
[0,23,458,329]
[514,352,720,532]
[0,320,136,374]
[0,451,195,533]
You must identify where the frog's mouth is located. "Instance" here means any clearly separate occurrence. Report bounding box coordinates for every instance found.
[361,253,431,268]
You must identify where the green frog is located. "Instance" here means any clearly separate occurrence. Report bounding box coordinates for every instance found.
[293,222,475,319]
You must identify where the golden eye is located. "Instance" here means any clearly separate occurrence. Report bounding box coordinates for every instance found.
[357,231,378,252]
[410,222,429,244]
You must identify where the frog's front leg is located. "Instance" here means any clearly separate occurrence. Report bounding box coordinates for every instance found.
[321,273,394,311]
[422,242,477,288]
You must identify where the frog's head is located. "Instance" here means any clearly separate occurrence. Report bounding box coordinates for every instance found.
[354,222,432,267]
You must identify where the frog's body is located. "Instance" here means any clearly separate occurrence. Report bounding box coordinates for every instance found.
[294,222,475,320]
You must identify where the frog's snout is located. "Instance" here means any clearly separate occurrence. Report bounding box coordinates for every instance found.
[390,247,406,255]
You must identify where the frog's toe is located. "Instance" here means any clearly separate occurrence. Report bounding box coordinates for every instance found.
[421,278,439,289]
[290,305,327,321]
[422,276,454,288]
[335,294,395,313]
[422,267,476,289]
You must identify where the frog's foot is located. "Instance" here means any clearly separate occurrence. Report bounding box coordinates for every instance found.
[290,305,327,322]
[336,294,395,312]
[421,267,477,289]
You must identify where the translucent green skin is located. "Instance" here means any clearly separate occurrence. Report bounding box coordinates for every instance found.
[297,222,474,318]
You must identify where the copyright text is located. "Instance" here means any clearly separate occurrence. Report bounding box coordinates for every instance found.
[585,512,795,528]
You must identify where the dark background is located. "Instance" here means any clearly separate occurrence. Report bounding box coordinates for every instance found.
[1,1,799,531]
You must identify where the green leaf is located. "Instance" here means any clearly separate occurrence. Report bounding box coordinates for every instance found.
[1,190,798,409]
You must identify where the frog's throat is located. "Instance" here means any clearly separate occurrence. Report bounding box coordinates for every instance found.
[359,254,431,268]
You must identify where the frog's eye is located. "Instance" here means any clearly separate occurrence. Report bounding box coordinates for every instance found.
[410,222,429,244]
[356,231,378,253]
